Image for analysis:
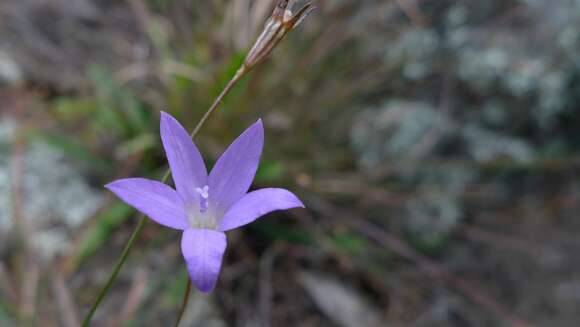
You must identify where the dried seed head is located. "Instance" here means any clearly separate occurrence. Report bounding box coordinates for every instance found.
[275,0,315,30]
[242,0,315,70]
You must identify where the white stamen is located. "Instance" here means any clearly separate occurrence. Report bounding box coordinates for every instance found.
[195,185,210,199]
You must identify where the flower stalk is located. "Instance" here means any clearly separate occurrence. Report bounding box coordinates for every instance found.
[173,278,191,327]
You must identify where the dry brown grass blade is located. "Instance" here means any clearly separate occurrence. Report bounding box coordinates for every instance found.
[8,94,41,321]
[52,269,80,327]
[108,267,148,327]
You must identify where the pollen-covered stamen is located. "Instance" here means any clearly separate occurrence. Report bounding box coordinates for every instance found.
[195,185,210,213]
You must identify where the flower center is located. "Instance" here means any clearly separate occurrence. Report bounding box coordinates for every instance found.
[187,185,217,229]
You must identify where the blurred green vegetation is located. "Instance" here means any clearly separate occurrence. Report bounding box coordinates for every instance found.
[3,0,580,325]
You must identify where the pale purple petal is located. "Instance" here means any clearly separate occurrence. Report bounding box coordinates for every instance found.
[106,178,188,230]
[181,229,227,293]
[160,112,207,202]
[218,188,304,232]
[209,120,264,212]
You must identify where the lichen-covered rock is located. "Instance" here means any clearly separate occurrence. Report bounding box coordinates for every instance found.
[0,118,102,261]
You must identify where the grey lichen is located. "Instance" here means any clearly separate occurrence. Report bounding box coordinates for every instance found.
[0,118,102,261]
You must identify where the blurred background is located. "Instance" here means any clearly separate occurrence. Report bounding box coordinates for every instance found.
[2,0,580,326]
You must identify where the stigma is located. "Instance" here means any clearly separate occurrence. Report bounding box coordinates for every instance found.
[195,185,210,213]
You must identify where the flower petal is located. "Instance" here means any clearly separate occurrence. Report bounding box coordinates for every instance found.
[209,120,264,212]
[106,178,188,230]
[181,229,227,293]
[160,112,207,202]
[218,188,304,232]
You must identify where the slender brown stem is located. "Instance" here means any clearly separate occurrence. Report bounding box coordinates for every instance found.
[81,67,247,327]
[190,67,245,137]
[173,278,192,327]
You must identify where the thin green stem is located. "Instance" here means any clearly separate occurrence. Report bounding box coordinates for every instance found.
[190,67,245,137]
[173,278,192,327]
[81,216,146,327]
[81,67,247,327]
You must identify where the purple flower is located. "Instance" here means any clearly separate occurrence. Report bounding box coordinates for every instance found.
[106,112,304,293]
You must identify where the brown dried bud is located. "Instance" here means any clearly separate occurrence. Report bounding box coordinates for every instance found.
[242,0,315,71]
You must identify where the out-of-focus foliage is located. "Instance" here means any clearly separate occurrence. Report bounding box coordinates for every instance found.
[0,119,102,261]
[2,0,580,326]
[349,0,580,248]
